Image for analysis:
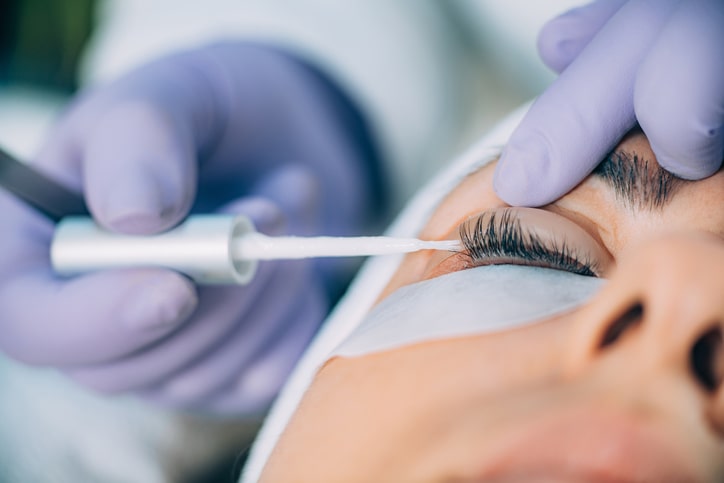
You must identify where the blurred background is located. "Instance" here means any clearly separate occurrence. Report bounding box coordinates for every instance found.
[0,0,95,92]
[0,0,573,167]
[0,0,95,158]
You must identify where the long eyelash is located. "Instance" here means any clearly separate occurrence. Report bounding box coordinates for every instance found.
[459,210,599,277]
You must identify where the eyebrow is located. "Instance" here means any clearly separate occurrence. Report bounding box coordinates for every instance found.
[592,150,686,210]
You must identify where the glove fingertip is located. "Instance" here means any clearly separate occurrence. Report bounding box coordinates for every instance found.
[495,142,564,207]
[654,151,723,181]
[92,169,190,236]
[84,106,196,236]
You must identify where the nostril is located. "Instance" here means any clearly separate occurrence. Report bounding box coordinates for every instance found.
[690,328,723,393]
[599,303,643,349]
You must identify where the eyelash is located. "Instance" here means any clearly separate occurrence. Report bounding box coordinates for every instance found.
[458,210,599,277]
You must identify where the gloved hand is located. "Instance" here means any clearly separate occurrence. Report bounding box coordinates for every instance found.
[494,0,724,206]
[0,42,382,414]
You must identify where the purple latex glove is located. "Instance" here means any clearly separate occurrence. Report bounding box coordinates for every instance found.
[0,42,382,414]
[494,0,724,206]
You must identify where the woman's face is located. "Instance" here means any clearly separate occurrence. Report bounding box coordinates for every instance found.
[260,131,724,482]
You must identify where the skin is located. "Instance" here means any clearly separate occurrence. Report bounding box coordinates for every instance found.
[260,131,724,482]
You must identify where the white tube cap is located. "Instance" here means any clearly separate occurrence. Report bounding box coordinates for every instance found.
[51,214,258,285]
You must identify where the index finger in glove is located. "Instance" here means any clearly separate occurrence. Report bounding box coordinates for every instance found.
[634,0,724,179]
[495,0,681,207]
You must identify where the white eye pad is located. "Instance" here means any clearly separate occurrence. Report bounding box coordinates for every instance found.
[330,264,606,358]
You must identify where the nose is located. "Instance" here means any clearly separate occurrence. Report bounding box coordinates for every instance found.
[566,234,724,432]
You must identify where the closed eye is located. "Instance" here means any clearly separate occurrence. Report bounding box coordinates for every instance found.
[457,208,603,277]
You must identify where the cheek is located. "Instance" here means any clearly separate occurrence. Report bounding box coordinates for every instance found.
[334,311,576,408]
[464,313,576,392]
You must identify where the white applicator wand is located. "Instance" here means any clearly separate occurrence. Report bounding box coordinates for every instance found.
[52,214,462,285]
[0,147,459,285]
[231,232,461,260]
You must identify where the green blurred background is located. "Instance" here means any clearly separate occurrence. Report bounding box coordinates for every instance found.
[0,0,95,93]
